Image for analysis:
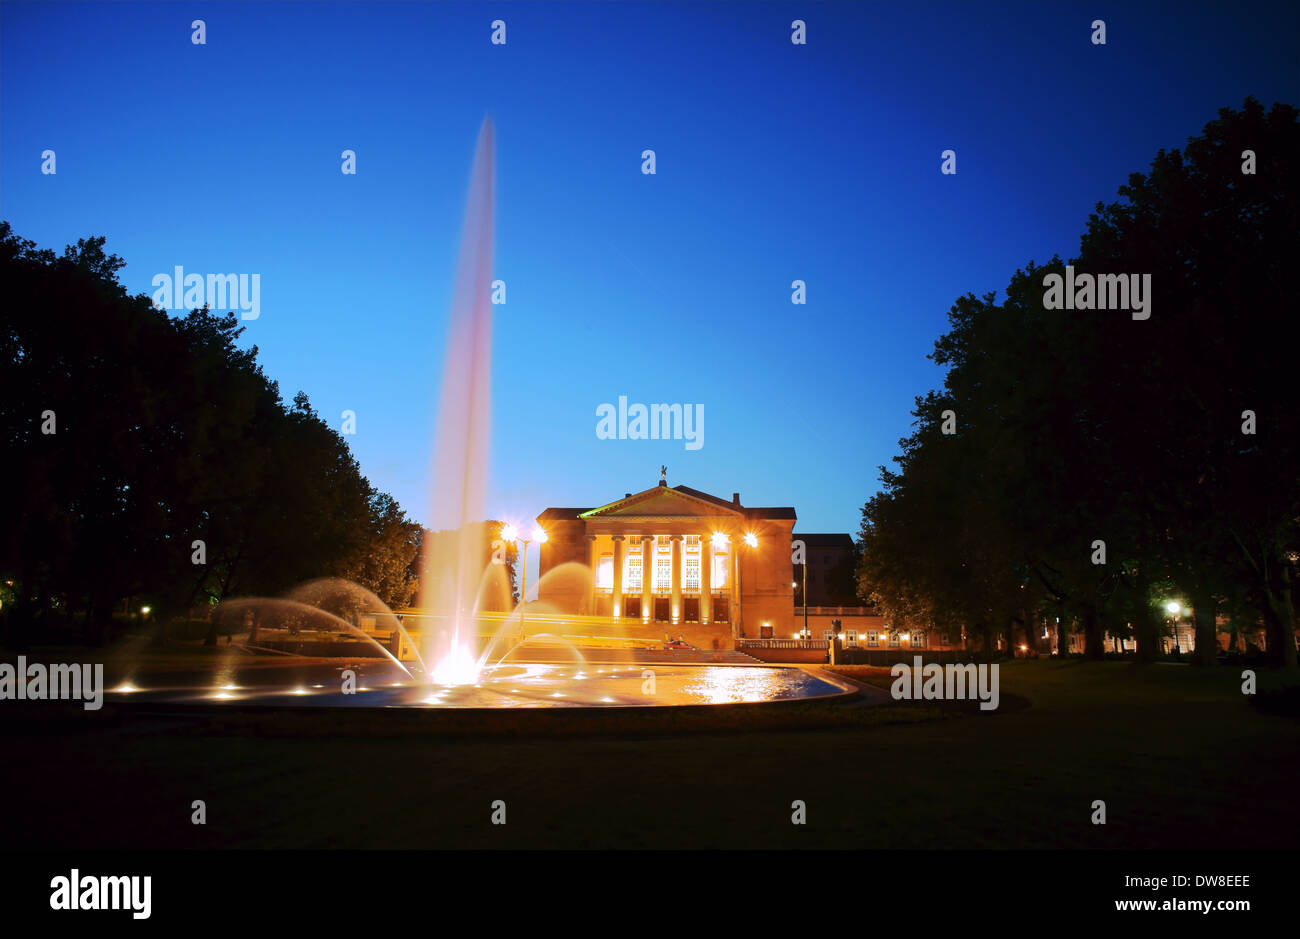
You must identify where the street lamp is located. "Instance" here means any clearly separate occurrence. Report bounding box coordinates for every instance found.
[792,578,809,640]
[800,554,809,640]
[735,532,758,638]
[502,523,547,645]
[1165,601,1182,654]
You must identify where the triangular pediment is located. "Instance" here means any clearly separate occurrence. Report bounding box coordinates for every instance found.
[580,485,742,519]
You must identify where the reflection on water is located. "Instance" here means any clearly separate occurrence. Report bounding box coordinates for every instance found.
[682,667,819,704]
[101,664,842,709]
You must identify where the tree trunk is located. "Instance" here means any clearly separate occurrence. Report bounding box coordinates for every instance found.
[1133,575,1159,664]
[1189,587,1218,667]
[1261,571,1298,669]
[1081,603,1105,660]
[1134,611,1159,662]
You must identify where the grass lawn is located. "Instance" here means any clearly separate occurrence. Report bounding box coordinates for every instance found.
[5,659,1297,849]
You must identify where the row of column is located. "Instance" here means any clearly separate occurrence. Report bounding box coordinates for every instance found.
[587,533,716,624]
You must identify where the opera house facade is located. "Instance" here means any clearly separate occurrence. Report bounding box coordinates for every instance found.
[536,478,798,645]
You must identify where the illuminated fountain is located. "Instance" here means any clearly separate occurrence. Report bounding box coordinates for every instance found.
[417,116,496,686]
[95,118,852,709]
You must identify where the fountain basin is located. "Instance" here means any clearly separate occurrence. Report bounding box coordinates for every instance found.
[105,661,851,708]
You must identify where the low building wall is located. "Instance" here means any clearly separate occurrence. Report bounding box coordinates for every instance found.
[737,639,830,664]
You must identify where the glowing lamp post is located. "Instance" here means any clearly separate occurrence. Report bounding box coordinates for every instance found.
[791,579,805,640]
[799,551,809,640]
[735,531,758,639]
[1165,601,1182,654]
[503,524,547,645]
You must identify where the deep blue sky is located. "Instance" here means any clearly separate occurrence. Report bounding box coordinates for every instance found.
[4,1,1298,544]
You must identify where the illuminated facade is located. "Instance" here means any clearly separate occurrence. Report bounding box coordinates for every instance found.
[536,479,797,639]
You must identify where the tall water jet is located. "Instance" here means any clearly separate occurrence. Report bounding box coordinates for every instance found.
[419,117,496,684]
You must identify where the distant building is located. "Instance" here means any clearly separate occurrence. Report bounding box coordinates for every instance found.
[792,532,857,606]
[535,475,963,652]
[537,477,796,643]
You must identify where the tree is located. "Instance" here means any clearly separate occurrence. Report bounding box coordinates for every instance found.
[856,99,1299,668]
[0,222,418,648]
[1075,97,1300,667]
[340,491,423,610]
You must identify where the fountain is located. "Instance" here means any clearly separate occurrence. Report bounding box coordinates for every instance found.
[418,116,496,686]
[94,118,852,710]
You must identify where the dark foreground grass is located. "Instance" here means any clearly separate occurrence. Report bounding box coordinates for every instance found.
[3,660,1297,849]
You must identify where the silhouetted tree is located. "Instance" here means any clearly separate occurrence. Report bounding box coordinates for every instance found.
[857,99,1299,668]
[0,222,421,648]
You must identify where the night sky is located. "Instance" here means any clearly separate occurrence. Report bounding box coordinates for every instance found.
[4,0,1297,540]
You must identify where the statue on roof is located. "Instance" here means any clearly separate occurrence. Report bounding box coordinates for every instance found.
[660,465,667,482]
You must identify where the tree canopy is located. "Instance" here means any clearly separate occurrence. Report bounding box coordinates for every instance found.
[1,223,423,646]
[857,98,1299,667]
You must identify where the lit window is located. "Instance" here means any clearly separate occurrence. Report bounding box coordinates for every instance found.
[889,633,901,647]
[654,536,671,593]
[867,631,879,647]
[684,535,700,590]
[625,541,642,593]
[598,554,613,591]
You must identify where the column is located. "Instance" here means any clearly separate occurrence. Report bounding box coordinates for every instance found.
[611,535,624,619]
[700,533,712,624]
[586,534,598,615]
[641,535,653,623]
[670,534,683,625]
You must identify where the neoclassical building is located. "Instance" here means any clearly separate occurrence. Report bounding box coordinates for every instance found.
[536,478,796,641]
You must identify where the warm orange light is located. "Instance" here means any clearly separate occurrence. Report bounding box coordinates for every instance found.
[532,526,548,543]
[743,532,758,548]
[500,523,518,542]
[711,531,729,548]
